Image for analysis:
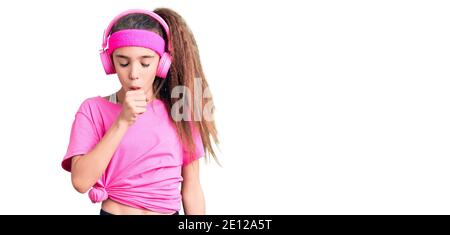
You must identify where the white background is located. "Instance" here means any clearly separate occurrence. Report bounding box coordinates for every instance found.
[0,0,449,215]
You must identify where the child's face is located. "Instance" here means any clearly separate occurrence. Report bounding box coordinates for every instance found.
[112,46,160,93]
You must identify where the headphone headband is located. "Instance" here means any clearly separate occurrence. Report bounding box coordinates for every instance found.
[101,9,172,52]
[99,9,173,78]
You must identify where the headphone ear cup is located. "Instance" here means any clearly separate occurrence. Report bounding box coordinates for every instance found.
[100,51,116,75]
[156,52,172,79]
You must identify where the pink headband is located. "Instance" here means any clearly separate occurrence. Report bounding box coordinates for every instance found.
[107,29,165,56]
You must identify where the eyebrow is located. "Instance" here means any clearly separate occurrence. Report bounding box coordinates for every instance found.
[115,54,154,59]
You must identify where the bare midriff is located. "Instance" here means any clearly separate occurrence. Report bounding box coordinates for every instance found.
[101,199,175,215]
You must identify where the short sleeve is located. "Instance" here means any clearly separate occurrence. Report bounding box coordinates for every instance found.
[182,126,205,166]
[61,111,100,172]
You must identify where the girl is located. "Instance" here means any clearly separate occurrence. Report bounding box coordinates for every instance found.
[61,8,219,215]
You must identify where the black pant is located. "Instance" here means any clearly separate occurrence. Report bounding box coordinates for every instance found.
[100,209,179,215]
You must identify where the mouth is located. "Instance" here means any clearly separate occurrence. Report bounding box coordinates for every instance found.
[129,85,142,90]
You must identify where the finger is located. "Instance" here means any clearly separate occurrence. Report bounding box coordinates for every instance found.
[135,107,147,115]
[126,91,139,97]
[129,94,146,101]
[132,96,147,102]
[135,101,147,108]
[127,88,144,94]
[126,94,146,102]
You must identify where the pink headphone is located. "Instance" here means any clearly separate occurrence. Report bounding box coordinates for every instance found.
[99,9,172,78]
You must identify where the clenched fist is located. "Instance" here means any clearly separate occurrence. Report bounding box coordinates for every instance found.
[117,88,148,126]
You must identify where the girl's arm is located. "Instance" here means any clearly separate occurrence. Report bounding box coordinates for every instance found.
[71,90,146,193]
[181,160,206,215]
[71,119,129,193]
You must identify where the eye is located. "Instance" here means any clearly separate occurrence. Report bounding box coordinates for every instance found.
[142,63,150,67]
[119,63,129,67]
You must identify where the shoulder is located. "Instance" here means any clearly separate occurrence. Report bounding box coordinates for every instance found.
[76,96,103,114]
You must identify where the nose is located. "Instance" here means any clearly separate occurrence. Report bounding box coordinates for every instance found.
[129,63,139,80]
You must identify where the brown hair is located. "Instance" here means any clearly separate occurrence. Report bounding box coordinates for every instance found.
[111,8,219,165]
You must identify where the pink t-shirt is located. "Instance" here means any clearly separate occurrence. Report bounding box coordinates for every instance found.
[61,96,204,213]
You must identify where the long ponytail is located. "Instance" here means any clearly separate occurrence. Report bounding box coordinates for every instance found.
[153,8,220,165]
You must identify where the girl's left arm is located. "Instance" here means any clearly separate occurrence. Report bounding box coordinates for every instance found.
[181,159,206,215]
